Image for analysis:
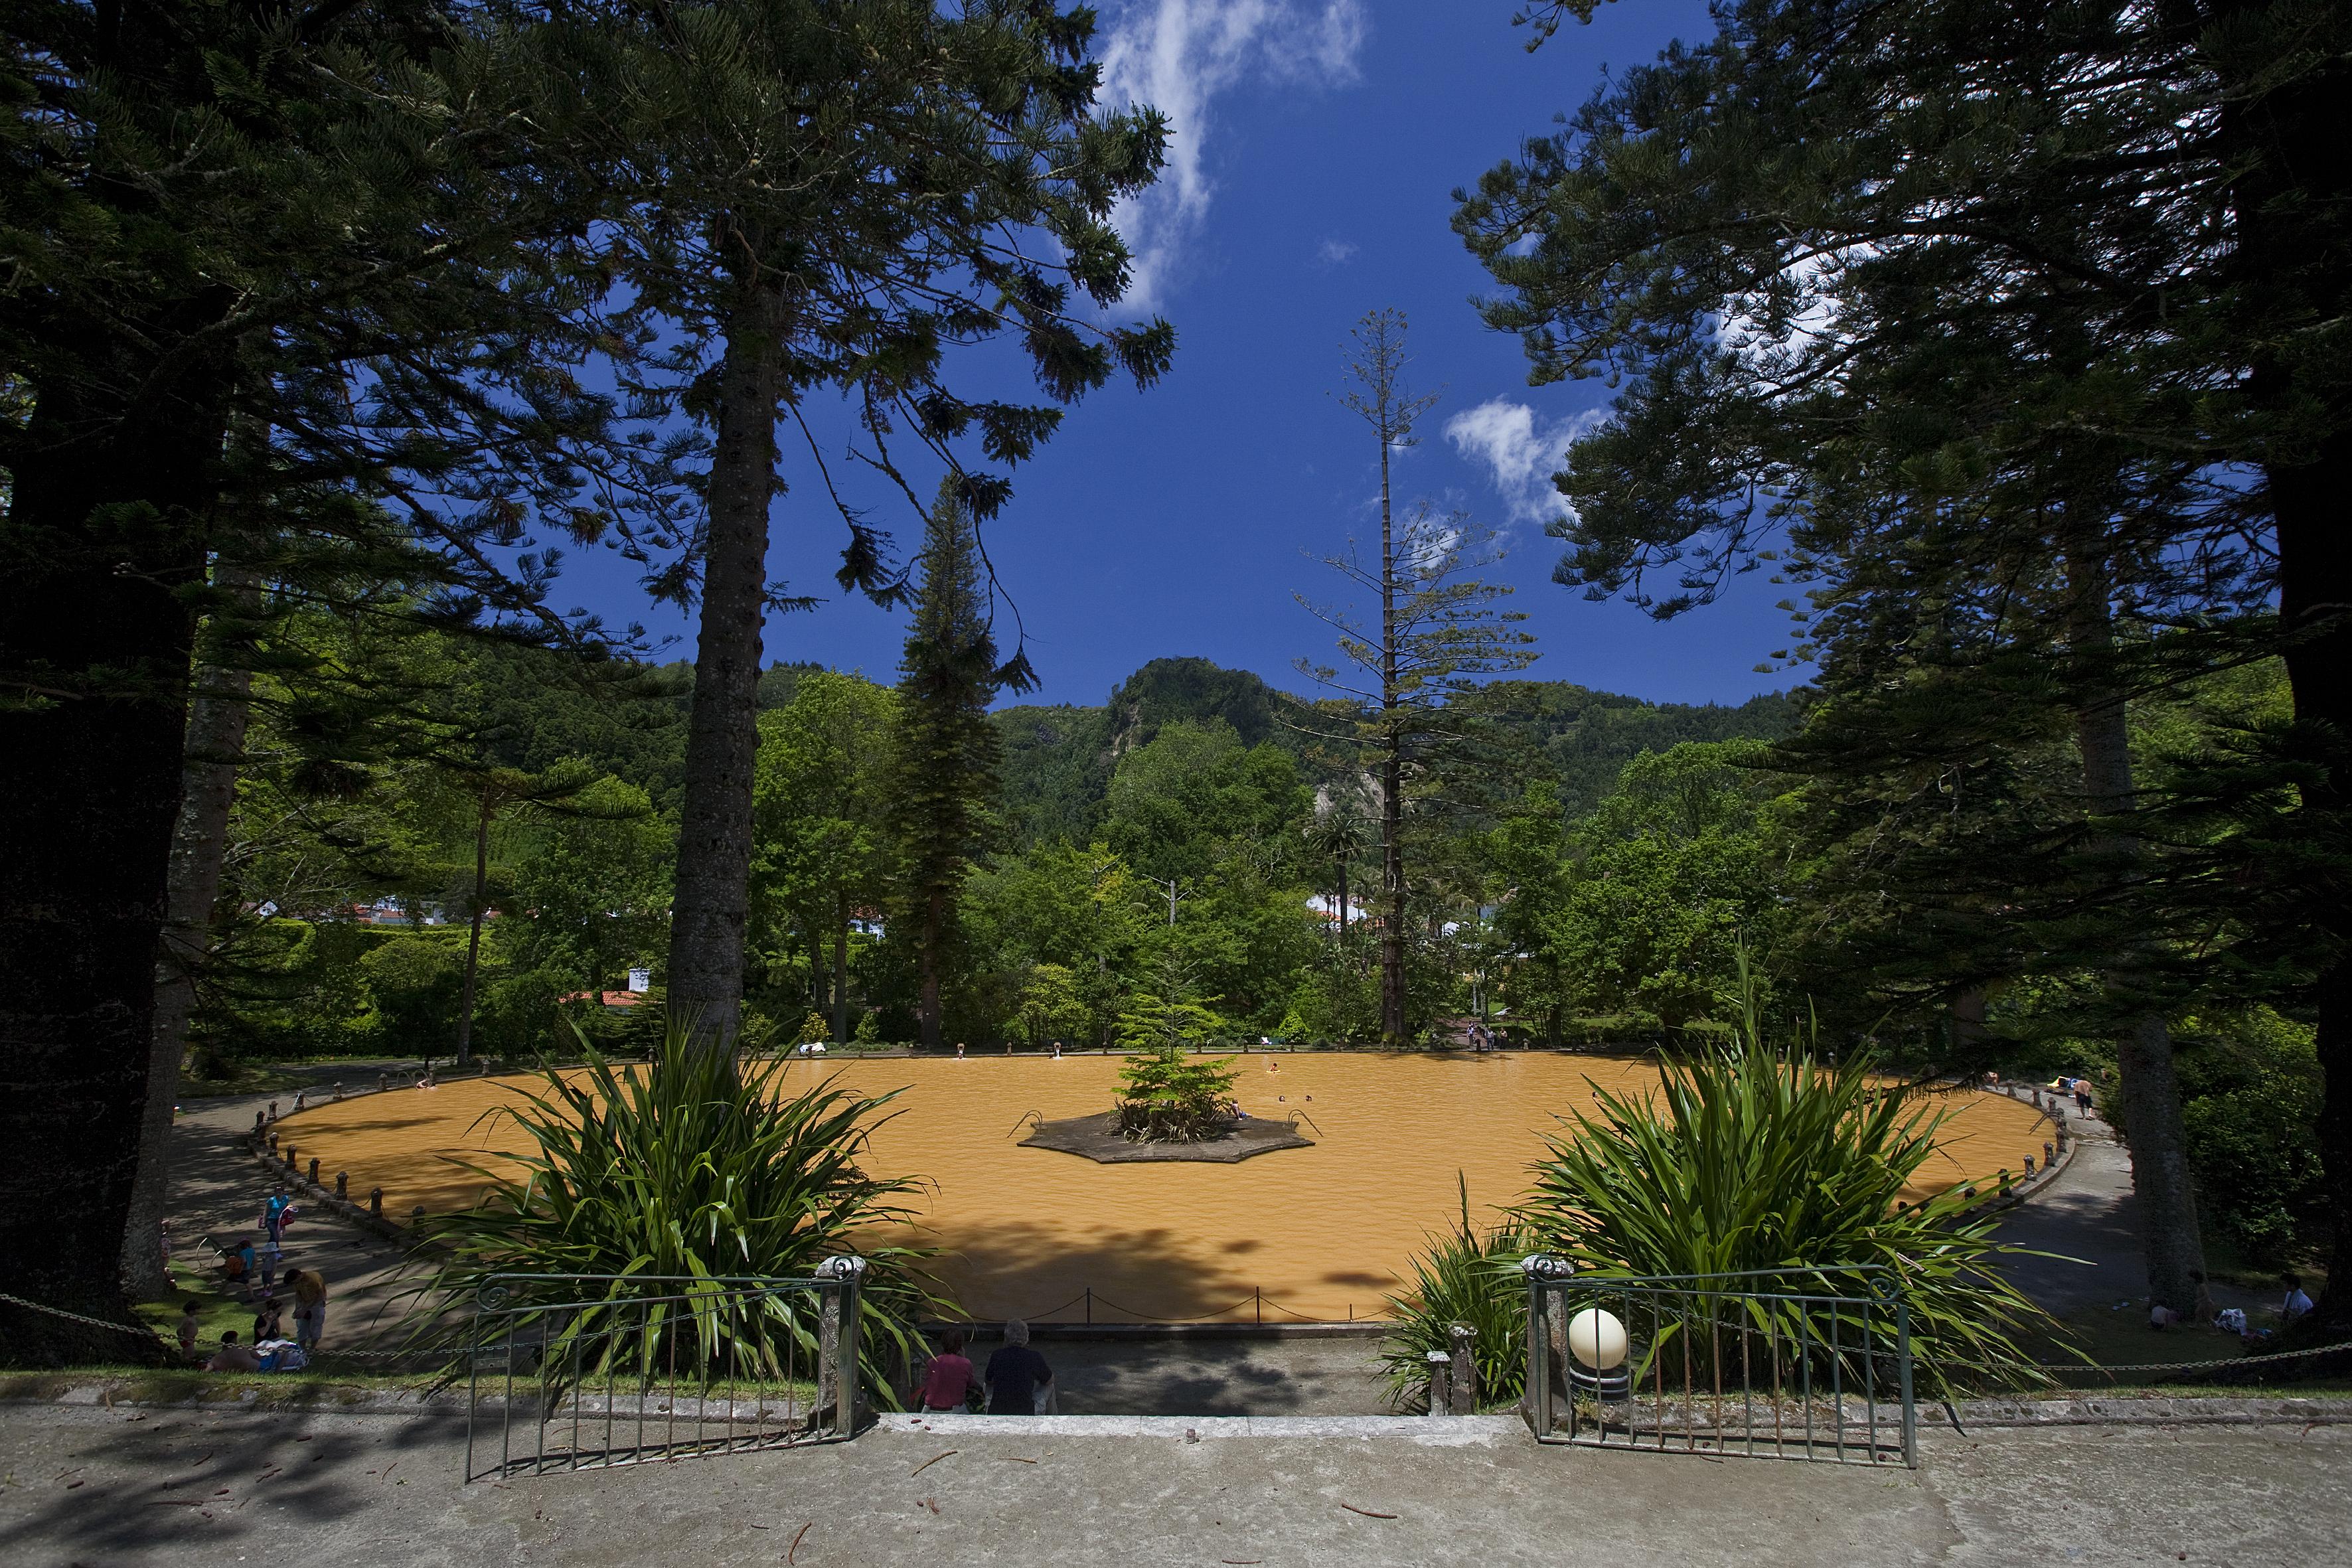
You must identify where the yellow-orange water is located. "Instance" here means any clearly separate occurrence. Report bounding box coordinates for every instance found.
[279,1054,2047,1322]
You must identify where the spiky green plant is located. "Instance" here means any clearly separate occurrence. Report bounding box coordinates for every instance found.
[412,1018,941,1405]
[1379,1174,1535,1411]
[1520,998,2065,1396]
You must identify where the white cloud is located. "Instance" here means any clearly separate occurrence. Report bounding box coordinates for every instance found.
[1097,1,1369,309]
[1315,237,1358,267]
[1444,398,1601,526]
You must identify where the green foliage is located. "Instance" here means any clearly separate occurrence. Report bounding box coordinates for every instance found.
[1379,1177,1536,1411]
[1519,976,2059,1395]
[415,1019,939,1403]
[1500,744,1794,1031]
[357,935,467,1052]
[1014,964,1085,1047]
[1113,1042,1241,1142]
[2177,1007,2329,1267]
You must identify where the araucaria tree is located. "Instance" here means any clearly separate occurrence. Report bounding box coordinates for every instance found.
[1454,0,2351,1317]
[894,481,1016,1050]
[602,1,1174,1048]
[1298,310,1538,1045]
[0,3,639,1359]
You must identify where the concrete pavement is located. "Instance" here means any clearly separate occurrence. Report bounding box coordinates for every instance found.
[3,1399,2345,1567]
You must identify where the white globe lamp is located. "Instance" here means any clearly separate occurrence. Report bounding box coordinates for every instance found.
[1567,1307,1628,1372]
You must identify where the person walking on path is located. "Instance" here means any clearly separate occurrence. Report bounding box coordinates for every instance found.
[984,1320,1054,1415]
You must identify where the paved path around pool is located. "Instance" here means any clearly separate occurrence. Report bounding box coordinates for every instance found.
[169,1077,421,1354]
[1986,1103,2272,1322]
[6,1398,2346,1567]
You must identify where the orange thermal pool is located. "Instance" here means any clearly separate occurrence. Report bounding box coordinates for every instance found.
[279,1052,2049,1322]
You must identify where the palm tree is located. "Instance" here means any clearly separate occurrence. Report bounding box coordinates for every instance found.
[1303,805,1373,938]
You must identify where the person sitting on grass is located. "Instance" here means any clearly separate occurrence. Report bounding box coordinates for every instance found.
[252,1296,285,1346]
[2283,1275,2315,1322]
[984,1319,1054,1415]
[176,1301,202,1360]
[206,1330,262,1373]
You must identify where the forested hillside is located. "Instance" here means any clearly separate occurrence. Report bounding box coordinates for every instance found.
[992,657,1803,846]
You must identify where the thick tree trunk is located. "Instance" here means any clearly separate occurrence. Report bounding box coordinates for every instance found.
[666,267,791,1051]
[2067,550,2206,1315]
[0,364,219,1363]
[120,562,258,1300]
[2274,430,2352,1335]
[2217,0,2352,1337]
[453,795,491,1069]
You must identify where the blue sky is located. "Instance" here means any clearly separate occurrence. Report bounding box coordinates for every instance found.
[556,2,1806,711]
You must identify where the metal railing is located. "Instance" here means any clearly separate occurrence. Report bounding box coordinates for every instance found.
[463,1259,867,1482]
[1521,1257,1915,1467]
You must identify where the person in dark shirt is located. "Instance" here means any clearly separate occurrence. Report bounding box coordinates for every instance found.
[984,1319,1054,1415]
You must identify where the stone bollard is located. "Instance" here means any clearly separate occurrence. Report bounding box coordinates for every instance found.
[268,1131,279,1154]
[1449,1322,1478,1413]
[307,1156,320,1185]
[412,1204,426,1225]
[1999,1168,2011,1194]
[1425,1350,1453,1417]
[335,1170,348,1200]
[268,1100,279,1121]
[254,1110,267,1136]
[378,1072,389,1093]
[2045,1140,2057,1166]
[283,1144,295,1170]
[369,1187,383,1217]
[333,1081,343,1101]
[293,1090,306,1111]
[2024,1154,2036,1176]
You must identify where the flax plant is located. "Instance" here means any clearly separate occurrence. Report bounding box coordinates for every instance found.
[414,1018,941,1406]
[1520,982,2065,1397]
[1379,1174,1535,1410]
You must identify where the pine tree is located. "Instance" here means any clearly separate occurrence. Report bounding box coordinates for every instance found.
[0,3,647,1360]
[1298,311,1539,1046]
[1449,0,2352,1313]
[893,481,1016,1050]
[572,1,1173,1048]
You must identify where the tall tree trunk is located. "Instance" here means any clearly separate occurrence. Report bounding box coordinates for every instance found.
[0,352,221,1362]
[2274,429,2352,1334]
[1377,418,1407,1048]
[667,266,791,1052]
[120,561,258,1300]
[453,791,492,1069]
[832,894,850,1044]
[2067,548,2206,1315]
[1336,856,1348,939]
[2214,0,2352,1336]
[918,888,945,1050]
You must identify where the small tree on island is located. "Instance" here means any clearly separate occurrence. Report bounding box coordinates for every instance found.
[1114,1043,1242,1144]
